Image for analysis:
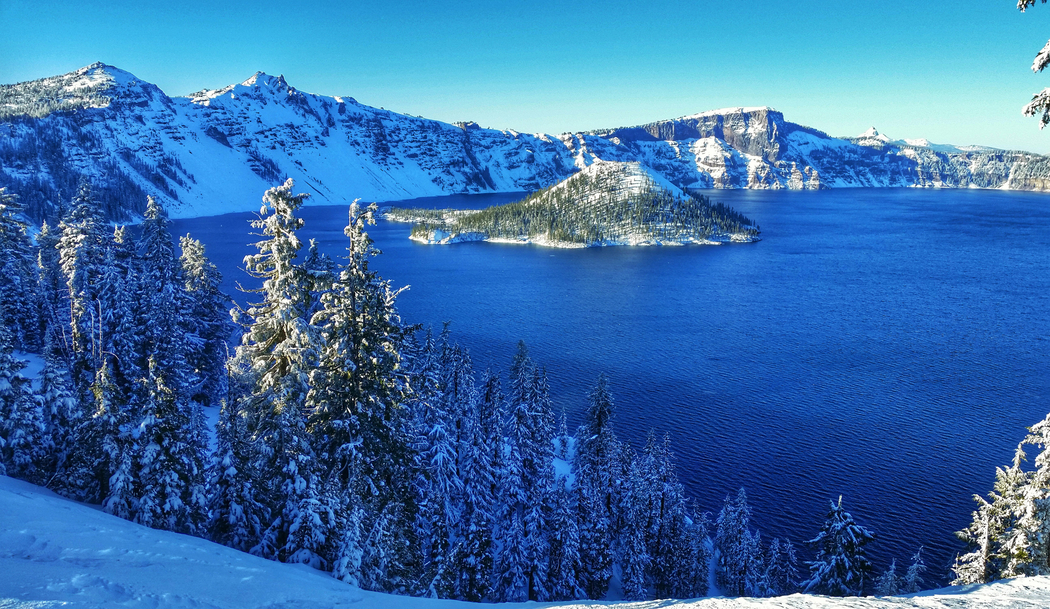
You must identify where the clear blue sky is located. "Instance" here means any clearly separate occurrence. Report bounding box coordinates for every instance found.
[5,0,1050,153]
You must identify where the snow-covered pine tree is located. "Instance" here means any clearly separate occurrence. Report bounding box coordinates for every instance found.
[761,537,799,597]
[576,477,613,599]
[207,359,267,552]
[902,546,926,593]
[715,488,759,596]
[134,356,207,533]
[1018,0,1050,126]
[231,180,329,567]
[621,452,653,601]
[495,512,530,602]
[645,434,693,599]
[359,501,416,594]
[36,328,78,486]
[874,559,900,596]
[96,359,135,520]
[130,197,208,533]
[953,448,1029,584]
[306,201,414,586]
[104,226,144,397]
[36,220,68,357]
[452,358,500,602]
[57,181,108,400]
[575,373,622,522]
[688,508,712,598]
[300,238,336,326]
[418,397,462,597]
[502,344,555,600]
[1005,412,1050,577]
[0,323,40,480]
[545,477,584,601]
[0,188,42,350]
[180,235,231,408]
[331,499,366,586]
[477,369,506,510]
[802,496,875,597]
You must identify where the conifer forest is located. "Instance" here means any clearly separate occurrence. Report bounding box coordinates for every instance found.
[1,178,1048,602]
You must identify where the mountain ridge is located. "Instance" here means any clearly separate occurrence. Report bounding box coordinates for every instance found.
[2,63,1049,223]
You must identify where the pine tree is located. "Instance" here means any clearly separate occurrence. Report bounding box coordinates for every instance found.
[645,434,693,599]
[134,356,207,533]
[453,359,498,602]
[96,360,135,520]
[902,546,926,593]
[546,478,584,601]
[306,201,414,586]
[502,344,555,601]
[36,329,78,487]
[576,478,612,600]
[1018,0,1050,126]
[0,188,42,350]
[575,374,621,521]
[57,181,107,400]
[180,235,231,408]
[874,559,900,596]
[331,496,365,585]
[36,220,68,356]
[688,508,712,598]
[802,496,875,597]
[761,537,799,597]
[207,363,267,552]
[715,488,759,596]
[953,447,1030,584]
[0,324,38,479]
[230,179,329,568]
[621,453,652,601]
[495,512,530,602]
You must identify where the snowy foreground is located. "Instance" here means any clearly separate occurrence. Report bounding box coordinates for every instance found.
[2,477,1049,609]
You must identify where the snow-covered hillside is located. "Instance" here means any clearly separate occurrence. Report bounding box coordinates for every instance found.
[396,161,760,247]
[3,474,1049,608]
[2,63,1050,224]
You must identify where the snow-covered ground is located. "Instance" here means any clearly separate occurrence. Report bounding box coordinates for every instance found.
[3,475,1050,608]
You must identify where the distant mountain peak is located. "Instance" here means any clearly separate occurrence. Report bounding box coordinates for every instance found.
[856,126,892,143]
[240,71,291,91]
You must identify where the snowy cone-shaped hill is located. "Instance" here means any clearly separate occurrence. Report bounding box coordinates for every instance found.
[392,160,760,247]
[4,474,1050,608]
[4,64,1050,224]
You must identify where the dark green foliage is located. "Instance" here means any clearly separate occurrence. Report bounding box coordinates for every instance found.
[395,162,758,246]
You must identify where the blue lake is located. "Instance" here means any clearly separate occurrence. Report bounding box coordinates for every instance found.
[173,187,1050,584]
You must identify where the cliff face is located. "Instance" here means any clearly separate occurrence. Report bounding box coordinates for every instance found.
[1,64,1047,222]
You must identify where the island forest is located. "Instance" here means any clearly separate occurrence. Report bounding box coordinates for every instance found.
[1,179,1049,601]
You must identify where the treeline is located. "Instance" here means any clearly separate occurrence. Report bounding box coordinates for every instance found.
[0,118,192,223]
[0,181,926,601]
[397,163,759,245]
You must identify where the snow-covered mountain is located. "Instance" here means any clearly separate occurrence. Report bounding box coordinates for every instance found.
[2,63,1050,223]
[4,473,1050,608]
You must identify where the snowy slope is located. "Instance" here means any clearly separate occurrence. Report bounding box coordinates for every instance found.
[3,474,1050,608]
[2,64,1050,224]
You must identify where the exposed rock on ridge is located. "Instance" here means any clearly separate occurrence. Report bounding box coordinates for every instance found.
[1,64,1048,222]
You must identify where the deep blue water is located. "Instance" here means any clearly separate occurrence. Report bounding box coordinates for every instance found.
[173,188,1050,585]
